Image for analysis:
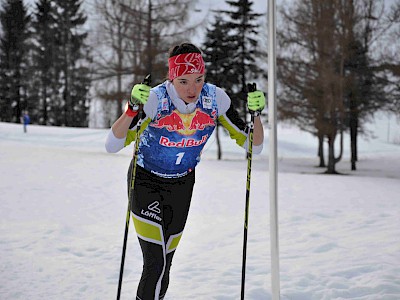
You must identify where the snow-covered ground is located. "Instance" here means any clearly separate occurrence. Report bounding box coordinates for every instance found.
[1,115,399,300]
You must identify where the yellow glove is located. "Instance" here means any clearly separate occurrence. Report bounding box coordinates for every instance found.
[130,84,150,106]
[247,90,266,113]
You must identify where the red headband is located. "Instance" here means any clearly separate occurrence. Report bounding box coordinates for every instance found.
[168,53,205,81]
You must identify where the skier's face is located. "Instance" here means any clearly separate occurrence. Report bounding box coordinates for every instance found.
[173,73,205,103]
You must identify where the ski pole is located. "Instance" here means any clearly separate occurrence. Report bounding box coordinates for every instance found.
[117,74,151,300]
[241,82,257,300]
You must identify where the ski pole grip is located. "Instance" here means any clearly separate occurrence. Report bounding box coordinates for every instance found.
[247,82,257,93]
[134,74,151,117]
[142,74,151,86]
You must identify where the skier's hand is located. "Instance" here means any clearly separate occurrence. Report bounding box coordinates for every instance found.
[130,83,150,108]
[125,76,151,117]
[247,90,266,114]
[125,83,150,116]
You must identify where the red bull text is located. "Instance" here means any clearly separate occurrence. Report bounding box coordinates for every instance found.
[159,135,208,148]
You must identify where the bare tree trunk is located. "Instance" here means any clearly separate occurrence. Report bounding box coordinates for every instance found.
[326,125,343,174]
[326,134,338,174]
[335,128,344,164]
[62,20,71,126]
[63,45,70,126]
[41,81,48,125]
[350,110,358,170]
[318,132,326,167]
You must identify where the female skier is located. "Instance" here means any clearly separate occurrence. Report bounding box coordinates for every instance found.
[105,42,266,300]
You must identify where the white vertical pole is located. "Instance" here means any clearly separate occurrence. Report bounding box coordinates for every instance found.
[267,0,280,299]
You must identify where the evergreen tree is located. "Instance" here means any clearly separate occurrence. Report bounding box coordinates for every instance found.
[201,1,265,158]
[218,0,265,121]
[30,0,60,125]
[53,0,91,127]
[338,0,400,171]
[0,0,31,123]
[203,16,239,96]
[202,16,240,160]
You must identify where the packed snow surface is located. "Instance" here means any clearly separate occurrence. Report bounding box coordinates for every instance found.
[1,117,399,299]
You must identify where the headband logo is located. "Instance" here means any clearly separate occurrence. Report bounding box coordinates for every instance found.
[168,53,205,80]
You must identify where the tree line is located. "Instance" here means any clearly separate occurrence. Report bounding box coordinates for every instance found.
[278,0,400,173]
[0,0,399,173]
[0,0,91,126]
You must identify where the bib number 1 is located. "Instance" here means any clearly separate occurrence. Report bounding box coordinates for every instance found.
[175,152,185,165]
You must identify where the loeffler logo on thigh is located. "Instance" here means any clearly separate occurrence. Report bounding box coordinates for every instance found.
[141,201,162,221]
[148,201,161,213]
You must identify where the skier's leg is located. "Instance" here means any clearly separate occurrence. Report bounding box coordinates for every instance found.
[135,237,166,299]
[159,172,195,298]
[129,166,195,299]
[130,166,167,300]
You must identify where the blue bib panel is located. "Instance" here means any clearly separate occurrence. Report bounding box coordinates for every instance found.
[137,83,218,178]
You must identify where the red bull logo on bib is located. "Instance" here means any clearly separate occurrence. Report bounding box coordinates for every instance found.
[151,108,216,136]
[151,111,185,132]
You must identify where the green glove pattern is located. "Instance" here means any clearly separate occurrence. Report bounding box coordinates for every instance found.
[247,90,266,112]
[130,84,150,106]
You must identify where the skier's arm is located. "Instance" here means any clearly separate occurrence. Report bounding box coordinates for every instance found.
[216,88,263,154]
[253,115,264,146]
[105,110,133,153]
[111,110,136,139]
[105,88,157,153]
[247,88,266,147]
